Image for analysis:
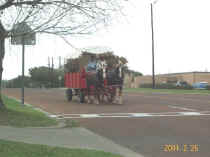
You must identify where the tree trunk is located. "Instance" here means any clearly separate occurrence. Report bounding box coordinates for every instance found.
[0,22,6,109]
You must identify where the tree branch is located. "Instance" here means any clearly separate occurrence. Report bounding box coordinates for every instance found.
[0,0,15,11]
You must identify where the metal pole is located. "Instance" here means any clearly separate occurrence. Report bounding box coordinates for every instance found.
[151,3,155,89]
[21,36,25,105]
[59,56,61,69]
[51,57,54,88]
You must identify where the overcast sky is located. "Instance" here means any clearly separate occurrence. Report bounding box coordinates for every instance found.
[3,0,210,80]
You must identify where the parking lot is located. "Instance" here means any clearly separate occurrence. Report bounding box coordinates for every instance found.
[3,88,210,157]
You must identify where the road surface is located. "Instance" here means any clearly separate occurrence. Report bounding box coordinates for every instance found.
[3,88,210,157]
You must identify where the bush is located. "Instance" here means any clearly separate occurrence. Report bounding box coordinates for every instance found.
[140,83,193,90]
[140,83,176,89]
[206,85,210,90]
[140,83,153,88]
[176,84,193,90]
[156,83,176,89]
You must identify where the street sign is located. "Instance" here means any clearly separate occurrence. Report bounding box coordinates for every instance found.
[11,22,36,45]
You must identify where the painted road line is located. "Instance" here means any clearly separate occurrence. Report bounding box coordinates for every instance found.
[49,115,58,118]
[81,114,99,118]
[53,111,210,119]
[168,105,197,111]
[179,112,201,116]
[125,93,210,105]
[132,113,152,117]
[58,113,138,118]
[56,114,210,119]
[61,112,189,116]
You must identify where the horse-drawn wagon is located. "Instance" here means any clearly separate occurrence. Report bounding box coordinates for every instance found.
[64,51,127,104]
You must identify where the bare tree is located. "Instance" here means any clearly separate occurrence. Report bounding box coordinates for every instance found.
[0,0,124,108]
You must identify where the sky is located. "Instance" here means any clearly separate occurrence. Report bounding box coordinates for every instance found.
[3,0,210,80]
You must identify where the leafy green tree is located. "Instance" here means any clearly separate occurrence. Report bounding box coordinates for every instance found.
[29,66,50,87]
[6,76,32,88]
[29,66,64,88]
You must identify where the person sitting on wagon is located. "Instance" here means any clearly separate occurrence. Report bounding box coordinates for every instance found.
[86,55,97,72]
[96,55,107,79]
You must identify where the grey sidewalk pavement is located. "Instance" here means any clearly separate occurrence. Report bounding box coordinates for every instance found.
[0,126,144,157]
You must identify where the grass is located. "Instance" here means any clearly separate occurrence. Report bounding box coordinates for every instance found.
[64,119,80,128]
[124,88,210,95]
[0,139,122,157]
[0,95,57,127]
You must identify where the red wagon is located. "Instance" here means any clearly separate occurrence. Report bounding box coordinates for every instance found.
[65,67,123,104]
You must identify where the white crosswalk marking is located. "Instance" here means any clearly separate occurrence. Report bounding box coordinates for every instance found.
[81,114,99,118]
[180,112,201,116]
[52,111,210,119]
[132,113,152,117]
[168,105,197,111]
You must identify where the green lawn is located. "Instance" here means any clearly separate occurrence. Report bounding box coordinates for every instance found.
[0,96,57,127]
[0,139,122,157]
[124,88,210,95]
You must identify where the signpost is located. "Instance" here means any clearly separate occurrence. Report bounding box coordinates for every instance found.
[11,22,36,105]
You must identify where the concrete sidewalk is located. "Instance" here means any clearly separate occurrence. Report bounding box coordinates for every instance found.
[0,126,144,157]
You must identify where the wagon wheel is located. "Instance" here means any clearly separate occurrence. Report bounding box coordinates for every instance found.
[66,89,73,101]
[79,90,85,103]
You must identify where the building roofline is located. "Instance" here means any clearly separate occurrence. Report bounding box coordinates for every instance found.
[157,71,210,76]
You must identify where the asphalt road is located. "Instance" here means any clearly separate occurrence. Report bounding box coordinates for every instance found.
[3,88,210,157]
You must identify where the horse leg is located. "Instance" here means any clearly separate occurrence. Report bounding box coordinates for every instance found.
[90,87,95,104]
[87,88,91,104]
[96,94,100,105]
[113,87,119,104]
[101,91,105,102]
[87,86,95,104]
[118,87,123,104]
[94,88,100,105]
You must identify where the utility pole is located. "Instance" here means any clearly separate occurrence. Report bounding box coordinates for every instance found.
[59,56,61,69]
[151,2,155,89]
[52,57,54,70]
[48,57,50,69]
[51,57,54,88]
[47,57,50,88]
[64,58,66,66]
[21,36,25,105]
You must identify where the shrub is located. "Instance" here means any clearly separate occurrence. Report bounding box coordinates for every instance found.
[176,84,193,90]
[140,83,153,88]
[140,83,176,89]
[156,83,176,89]
[206,85,210,90]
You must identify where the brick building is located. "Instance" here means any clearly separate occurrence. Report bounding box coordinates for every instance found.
[129,72,210,88]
